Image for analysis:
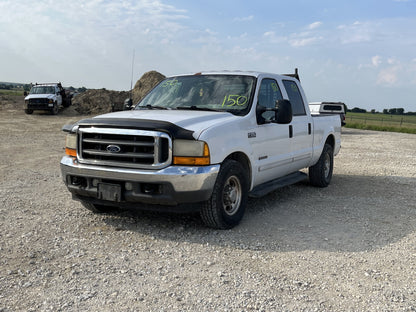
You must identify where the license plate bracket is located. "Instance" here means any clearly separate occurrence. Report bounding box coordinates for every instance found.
[98,183,122,202]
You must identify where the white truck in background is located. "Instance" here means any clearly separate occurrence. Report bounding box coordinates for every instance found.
[309,102,346,126]
[24,82,71,115]
[60,70,341,229]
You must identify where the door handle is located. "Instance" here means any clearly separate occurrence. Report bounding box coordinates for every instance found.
[289,125,293,138]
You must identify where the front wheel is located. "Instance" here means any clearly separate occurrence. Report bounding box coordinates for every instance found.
[200,160,248,229]
[24,109,33,114]
[309,143,334,187]
[51,103,59,115]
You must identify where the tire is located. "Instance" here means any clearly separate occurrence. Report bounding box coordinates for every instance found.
[24,109,33,114]
[309,143,334,187]
[81,201,115,214]
[51,103,59,115]
[200,159,248,229]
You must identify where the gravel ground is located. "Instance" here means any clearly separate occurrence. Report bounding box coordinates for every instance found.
[0,105,415,311]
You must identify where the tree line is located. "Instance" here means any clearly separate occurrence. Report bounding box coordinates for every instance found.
[348,107,416,116]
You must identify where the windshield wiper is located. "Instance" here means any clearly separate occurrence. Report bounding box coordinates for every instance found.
[177,106,220,112]
[139,104,168,110]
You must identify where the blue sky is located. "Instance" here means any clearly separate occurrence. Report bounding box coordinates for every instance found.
[1,0,415,112]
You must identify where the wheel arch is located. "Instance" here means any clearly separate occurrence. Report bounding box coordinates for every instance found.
[224,152,252,188]
[325,134,335,149]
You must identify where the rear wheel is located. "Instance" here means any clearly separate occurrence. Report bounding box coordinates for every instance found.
[309,143,334,187]
[24,109,33,114]
[200,159,248,229]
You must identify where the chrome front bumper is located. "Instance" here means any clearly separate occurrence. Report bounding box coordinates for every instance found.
[60,156,220,206]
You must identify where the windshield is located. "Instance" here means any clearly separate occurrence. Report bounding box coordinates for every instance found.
[136,75,255,115]
[29,86,55,95]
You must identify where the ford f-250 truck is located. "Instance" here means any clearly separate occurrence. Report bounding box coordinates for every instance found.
[60,71,341,229]
[25,82,71,115]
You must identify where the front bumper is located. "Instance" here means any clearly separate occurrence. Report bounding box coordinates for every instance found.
[60,156,220,207]
[26,102,54,110]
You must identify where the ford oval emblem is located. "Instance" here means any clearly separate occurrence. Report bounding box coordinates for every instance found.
[106,145,121,153]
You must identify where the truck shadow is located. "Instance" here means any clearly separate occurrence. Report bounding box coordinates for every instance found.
[100,174,416,253]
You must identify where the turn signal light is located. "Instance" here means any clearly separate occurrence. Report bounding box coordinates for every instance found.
[173,156,210,166]
[65,148,77,157]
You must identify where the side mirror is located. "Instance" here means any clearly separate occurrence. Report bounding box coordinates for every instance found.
[275,99,292,124]
[124,98,133,110]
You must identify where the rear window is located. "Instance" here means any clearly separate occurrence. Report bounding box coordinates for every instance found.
[282,80,306,116]
[323,105,343,111]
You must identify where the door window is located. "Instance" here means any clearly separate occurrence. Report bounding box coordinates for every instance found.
[257,79,283,123]
[282,80,306,116]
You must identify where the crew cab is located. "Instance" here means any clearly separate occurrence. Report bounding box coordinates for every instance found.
[60,71,341,229]
[24,82,71,115]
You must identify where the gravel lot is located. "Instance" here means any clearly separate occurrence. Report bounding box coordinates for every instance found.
[1,103,415,311]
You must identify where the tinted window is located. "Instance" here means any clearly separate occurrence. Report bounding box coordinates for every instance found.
[323,105,342,111]
[257,78,283,123]
[282,80,306,116]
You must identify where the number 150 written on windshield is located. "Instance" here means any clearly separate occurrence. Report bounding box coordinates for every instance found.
[222,95,248,107]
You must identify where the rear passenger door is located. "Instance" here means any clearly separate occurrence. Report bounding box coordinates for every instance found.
[282,79,313,169]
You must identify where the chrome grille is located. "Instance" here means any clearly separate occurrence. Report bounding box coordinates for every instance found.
[29,98,48,104]
[78,128,172,169]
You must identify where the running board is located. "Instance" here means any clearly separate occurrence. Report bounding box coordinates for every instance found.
[249,171,307,198]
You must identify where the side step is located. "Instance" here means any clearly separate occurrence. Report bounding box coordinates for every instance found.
[249,171,307,198]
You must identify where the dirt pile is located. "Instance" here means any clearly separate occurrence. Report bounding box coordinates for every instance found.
[131,70,165,104]
[71,70,165,115]
[71,89,130,115]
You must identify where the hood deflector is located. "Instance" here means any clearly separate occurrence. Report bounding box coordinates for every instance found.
[73,118,195,140]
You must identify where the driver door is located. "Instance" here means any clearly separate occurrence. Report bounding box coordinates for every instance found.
[250,78,294,186]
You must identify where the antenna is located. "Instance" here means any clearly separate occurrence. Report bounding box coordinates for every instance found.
[130,49,135,99]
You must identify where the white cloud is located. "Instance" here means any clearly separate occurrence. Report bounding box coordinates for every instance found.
[289,36,322,47]
[387,58,399,65]
[372,55,382,67]
[262,31,287,44]
[0,0,190,88]
[233,15,254,22]
[377,66,400,86]
[308,21,323,30]
[337,21,373,44]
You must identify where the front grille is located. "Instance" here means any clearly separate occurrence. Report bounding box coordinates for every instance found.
[78,127,172,169]
[29,98,49,104]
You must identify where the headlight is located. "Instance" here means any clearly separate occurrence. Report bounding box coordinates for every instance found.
[49,99,54,103]
[65,133,77,157]
[173,140,210,165]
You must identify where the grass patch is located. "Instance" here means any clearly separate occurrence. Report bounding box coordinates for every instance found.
[0,89,25,96]
[345,122,416,134]
[345,112,416,134]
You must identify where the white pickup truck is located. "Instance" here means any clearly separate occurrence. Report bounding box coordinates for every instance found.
[24,82,71,115]
[60,71,341,229]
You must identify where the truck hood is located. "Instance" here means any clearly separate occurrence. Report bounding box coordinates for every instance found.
[25,94,55,100]
[95,109,237,139]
